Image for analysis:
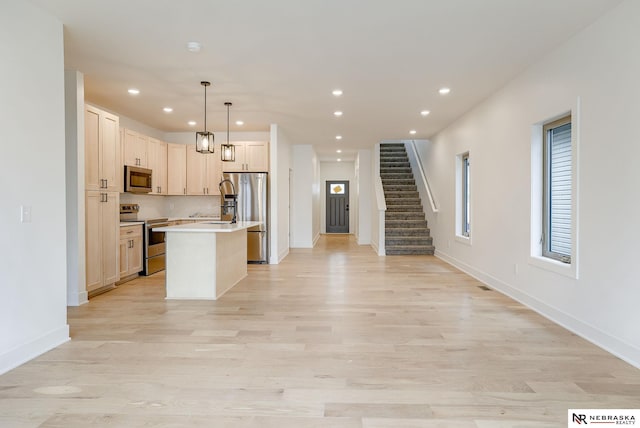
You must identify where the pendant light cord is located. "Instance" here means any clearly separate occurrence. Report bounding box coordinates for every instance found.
[226,103,230,144]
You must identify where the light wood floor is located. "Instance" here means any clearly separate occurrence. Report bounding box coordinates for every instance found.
[1,235,639,427]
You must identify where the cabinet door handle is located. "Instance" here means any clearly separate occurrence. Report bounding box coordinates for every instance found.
[104,193,108,203]
[104,179,108,188]
[183,188,186,195]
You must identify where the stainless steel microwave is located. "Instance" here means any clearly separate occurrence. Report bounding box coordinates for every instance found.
[124,165,152,193]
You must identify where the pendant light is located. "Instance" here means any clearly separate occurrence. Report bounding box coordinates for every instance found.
[221,102,235,161]
[195,81,215,154]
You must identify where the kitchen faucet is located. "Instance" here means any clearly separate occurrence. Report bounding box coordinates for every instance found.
[218,178,237,224]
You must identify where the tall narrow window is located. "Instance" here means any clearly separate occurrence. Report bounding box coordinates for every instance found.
[543,116,572,263]
[462,153,470,237]
[456,151,471,241]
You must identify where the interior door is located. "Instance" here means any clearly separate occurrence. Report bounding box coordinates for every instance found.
[326,181,349,233]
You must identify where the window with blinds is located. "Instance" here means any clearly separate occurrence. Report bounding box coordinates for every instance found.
[462,153,470,237]
[543,116,572,263]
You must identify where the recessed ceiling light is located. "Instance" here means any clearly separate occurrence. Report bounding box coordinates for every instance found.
[186,41,201,52]
[337,158,342,162]
[188,120,196,126]
[334,111,343,117]
[410,130,417,135]
[332,89,343,96]
[420,110,430,116]
[336,135,342,140]
[439,87,451,95]
[336,149,342,153]
[235,120,244,126]
[163,107,173,113]
[128,88,140,95]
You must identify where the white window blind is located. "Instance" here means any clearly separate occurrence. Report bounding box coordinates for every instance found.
[462,153,470,237]
[545,121,572,261]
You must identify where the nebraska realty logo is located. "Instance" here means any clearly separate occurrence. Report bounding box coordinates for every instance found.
[569,409,639,425]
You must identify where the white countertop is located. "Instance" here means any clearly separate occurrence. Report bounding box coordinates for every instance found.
[169,217,221,221]
[120,221,144,227]
[155,221,261,233]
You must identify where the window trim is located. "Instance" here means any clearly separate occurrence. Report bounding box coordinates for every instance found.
[529,98,580,280]
[461,153,470,238]
[455,151,471,244]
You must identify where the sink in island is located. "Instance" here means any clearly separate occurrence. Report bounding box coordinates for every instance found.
[154,221,262,300]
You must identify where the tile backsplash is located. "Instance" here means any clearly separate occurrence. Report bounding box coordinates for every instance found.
[120,193,221,219]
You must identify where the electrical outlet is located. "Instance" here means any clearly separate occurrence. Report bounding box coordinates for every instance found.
[21,205,32,223]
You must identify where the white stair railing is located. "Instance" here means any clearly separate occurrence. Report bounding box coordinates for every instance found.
[374,144,386,255]
[405,140,438,213]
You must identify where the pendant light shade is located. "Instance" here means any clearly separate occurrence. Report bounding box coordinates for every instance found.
[196,81,215,154]
[221,102,235,162]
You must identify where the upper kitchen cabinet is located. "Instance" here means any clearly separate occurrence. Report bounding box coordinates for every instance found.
[85,105,120,192]
[167,143,187,195]
[148,138,168,195]
[122,128,148,167]
[186,144,222,195]
[222,141,269,172]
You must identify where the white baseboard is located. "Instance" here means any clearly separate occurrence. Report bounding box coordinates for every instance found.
[313,233,320,247]
[277,247,289,264]
[0,325,70,375]
[371,239,385,256]
[67,290,88,307]
[435,249,640,369]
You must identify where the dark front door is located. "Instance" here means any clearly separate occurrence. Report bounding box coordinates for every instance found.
[326,181,349,233]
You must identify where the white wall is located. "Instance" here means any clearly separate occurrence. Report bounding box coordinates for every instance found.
[356,150,372,245]
[0,0,69,374]
[271,124,291,263]
[65,70,88,306]
[320,161,355,234]
[417,0,640,367]
[290,145,318,248]
[312,151,320,244]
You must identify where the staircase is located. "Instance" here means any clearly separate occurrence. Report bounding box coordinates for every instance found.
[380,143,435,255]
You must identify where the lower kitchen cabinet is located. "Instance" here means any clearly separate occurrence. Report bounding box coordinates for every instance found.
[86,190,120,295]
[119,224,143,280]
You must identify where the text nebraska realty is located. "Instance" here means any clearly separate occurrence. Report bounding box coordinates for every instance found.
[574,413,636,424]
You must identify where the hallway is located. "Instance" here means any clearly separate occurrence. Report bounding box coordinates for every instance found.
[1,235,638,427]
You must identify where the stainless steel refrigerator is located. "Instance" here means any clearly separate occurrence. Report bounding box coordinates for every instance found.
[221,172,269,263]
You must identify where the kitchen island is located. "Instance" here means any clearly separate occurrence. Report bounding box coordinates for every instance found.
[154,221,261,300]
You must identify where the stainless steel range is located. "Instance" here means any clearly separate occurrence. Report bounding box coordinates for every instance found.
[143,217,169,275]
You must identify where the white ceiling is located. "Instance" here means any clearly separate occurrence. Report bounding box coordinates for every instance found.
[29,0,621,160]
